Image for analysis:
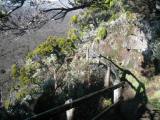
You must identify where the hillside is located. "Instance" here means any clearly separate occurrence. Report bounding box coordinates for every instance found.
[1,0,160,120]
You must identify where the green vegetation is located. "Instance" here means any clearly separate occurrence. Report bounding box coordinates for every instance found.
[26,37,57,61]
[4,0,160,119]
[56,36,76,54]
[69,15,78,24]
[109,14,117,21]
[95,38,99,43]
[5,100,10,109]
[98,28,107,39]
[10,64,19,81]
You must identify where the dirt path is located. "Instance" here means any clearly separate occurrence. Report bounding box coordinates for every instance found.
[121,82,160,120]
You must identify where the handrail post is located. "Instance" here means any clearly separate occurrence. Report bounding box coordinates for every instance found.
[113,79,121,103]
[104,64,111,88]
[65,99,75,120]
[113,78,122,114]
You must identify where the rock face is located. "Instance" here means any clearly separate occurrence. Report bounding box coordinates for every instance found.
[123,35,146,51]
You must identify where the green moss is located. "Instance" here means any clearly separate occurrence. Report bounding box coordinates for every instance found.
[98,28,107,39]
[95,38,99,43]
[109,14,117,21]
[102,99,112,109]
[126,11,134,22]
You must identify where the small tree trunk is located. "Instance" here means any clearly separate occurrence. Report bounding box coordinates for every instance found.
[104,64,111,88]
[65,99,75,120]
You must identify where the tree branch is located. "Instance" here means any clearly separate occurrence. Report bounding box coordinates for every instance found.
[0,1,25,18]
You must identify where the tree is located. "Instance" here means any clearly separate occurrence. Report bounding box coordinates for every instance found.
[0,0,111,36]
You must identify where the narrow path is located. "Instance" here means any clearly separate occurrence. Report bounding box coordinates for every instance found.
[121,82,160,120]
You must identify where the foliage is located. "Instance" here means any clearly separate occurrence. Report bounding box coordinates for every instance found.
[98,27,107,39]
[109,14,117,21]
[10,64,19,81]
[71,34,80,43]
[5,100,10,109]
[68,28,71,38]
[69,15,78,25]
[56,37,76,55]
[26,37,57,61]
[95,38,99,43]
[42,77,56,93]
[34,89,57,114]
[2,95,35,120]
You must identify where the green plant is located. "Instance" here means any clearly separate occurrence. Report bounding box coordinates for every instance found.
[95,38,99,43]
[10,64,19,81]
[5,100,10,109]
[69,15,78,24]
[26,37,57,61]
[98,28,107,39]
[71,35,80,43]
[56,36,76,54]
[83,13,87,17]
[109,14,117,21]
[34,89,58,114]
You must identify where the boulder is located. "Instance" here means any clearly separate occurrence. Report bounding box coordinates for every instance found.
[123,35,147,52]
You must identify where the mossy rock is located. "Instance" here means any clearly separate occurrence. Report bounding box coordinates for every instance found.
[98,28,107,39]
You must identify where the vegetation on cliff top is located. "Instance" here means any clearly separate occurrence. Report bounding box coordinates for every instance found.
[1,0,160,119]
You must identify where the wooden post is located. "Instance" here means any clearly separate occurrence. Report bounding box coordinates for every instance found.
[113,79,121,103]
[104,64,111,88]
[65,99,75,120]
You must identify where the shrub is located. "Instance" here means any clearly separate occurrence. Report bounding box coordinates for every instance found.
[42,77,56,93]
[83,13,87,17]
[109,14,117,21]
[34,89,58,114]
[26,37,56,61]
[10,64,19,80]
[69,15,78,24]
[98,28,107,39]
[3,96,35,120]
[56,36,76,54]
[96,38,99,43]
[68,29,71,38]
[5,100,10,109]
